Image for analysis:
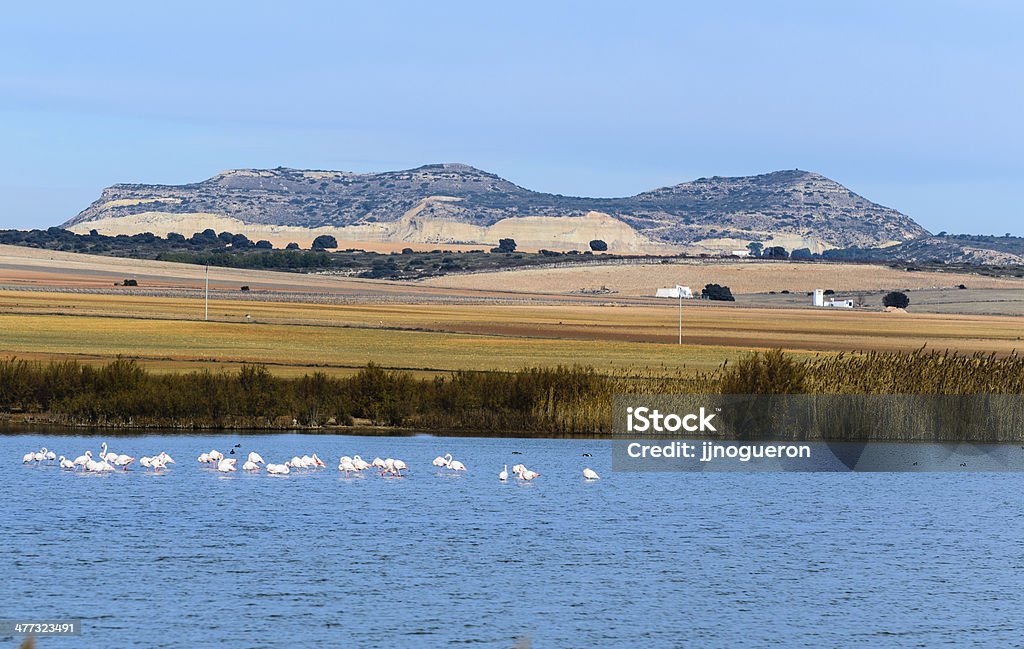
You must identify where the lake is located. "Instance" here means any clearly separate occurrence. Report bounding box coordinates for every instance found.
[2,432,1022,647]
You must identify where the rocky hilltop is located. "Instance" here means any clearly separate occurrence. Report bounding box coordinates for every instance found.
[64,164,928,253]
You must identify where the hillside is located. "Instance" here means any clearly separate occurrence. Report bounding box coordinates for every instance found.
[63,164,928,253]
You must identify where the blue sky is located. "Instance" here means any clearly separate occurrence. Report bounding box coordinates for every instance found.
[1,0,1021,235]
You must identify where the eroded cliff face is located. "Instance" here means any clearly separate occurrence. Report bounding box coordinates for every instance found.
[65,164,928,252]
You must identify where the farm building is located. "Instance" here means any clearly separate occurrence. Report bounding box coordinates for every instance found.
[656,286,693,299]
[812,289,854,308]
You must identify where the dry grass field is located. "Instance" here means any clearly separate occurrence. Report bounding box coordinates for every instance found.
[0,288,1021,377]
[419,260,1024,296]
[0,246,1020,377]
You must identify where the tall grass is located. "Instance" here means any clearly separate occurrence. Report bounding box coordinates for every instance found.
[0,349,1022,437]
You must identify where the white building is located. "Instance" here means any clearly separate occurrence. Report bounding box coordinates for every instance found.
[656,285,693,299]
[812,288,854,308]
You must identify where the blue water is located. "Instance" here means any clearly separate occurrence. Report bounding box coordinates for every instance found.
[2,432,1022,648]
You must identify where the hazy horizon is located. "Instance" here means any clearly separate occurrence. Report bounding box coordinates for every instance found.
[2,0,1021,236]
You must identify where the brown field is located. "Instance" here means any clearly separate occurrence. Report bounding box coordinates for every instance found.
[419,259,1024,296]
[0,246,1020,377]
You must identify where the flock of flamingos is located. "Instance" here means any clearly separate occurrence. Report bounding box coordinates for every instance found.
[20,444,602,481]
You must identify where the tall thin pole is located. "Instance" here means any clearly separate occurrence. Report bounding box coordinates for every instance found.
[204,265,209,321]
[678,292,682,345]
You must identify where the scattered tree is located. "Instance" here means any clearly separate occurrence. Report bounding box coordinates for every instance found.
[702,283,735,301]
[883,291,910,308]
[285,242,300,250]
[311,235,338,250]
[254,240,273,249]
[491,238,517,253]
[589,239,608,252]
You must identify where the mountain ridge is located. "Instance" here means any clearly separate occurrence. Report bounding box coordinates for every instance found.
[64,164,929,253]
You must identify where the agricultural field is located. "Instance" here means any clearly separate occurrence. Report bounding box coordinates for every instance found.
[419,259,1024,298]
[0,288,1021,377]
[0,246,1021,378]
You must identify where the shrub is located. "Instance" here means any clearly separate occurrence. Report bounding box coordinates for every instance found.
[122,279,138,287]
[883,291,910,308]
[491,238,516,253]
[589,239,608,252]
[702,283,735,301]
[312,235,338,249]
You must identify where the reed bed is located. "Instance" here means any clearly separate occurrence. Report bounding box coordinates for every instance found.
[0,349,1021,440]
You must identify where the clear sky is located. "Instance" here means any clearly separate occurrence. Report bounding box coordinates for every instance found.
[1,0,1021,234]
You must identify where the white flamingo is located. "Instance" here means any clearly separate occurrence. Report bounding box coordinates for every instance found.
[432,454,450,468]
[448,458,467,472]
[242,460,261,471]
[109,453,135,471]
[58,456,75,470]
[217,458,237,473]
[72,451,92,470]
[371,457,386,470]
[338,457,357,474]
[583,468,600,480]
[520,469,541,481]
[21,452,35,464]
[198,452,212,463]
[150,456,167,470]
[42,448,56,463]
[140,456,153,468]
[266,463,290,475]
[352,455,370,471]
[499,464,508,481]
[246,451,264,465]
[312,453,326,468]
[158,452,176,465]
[208,449,224,462]
[511,463,526,476]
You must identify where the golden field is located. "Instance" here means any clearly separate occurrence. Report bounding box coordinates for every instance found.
[0,246,1021,377]
[0,288,1021,377]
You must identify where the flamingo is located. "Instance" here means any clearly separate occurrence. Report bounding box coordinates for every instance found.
[338,457,357,474]
[312,453,326,468]
[392,459,408,476]
[520,469,541,481]
[208,449,224,462]
[58,456,75,470]
[352,455,370,471]
[499,464,508,481]
[42,448,56,463]
[266,463,290,475]
[246,451,264,465]
[140,456,154,468]
[242,460,261,471]
[448,458,467,472]
[72,451,92,470]
[511,463,526,476]
[287,456,305,468]
[583,468,600,480]
[432,454,450,468]
[150,456,167,471]
[21,452,35,464]
[198,452,212,463]
[217,458,237,473]
[109,453,135,471]
[158,452,176,465]
[371,457,386,470]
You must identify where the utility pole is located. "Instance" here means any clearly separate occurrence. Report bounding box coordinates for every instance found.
[677,287,682,345]
[205,265,209,321]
